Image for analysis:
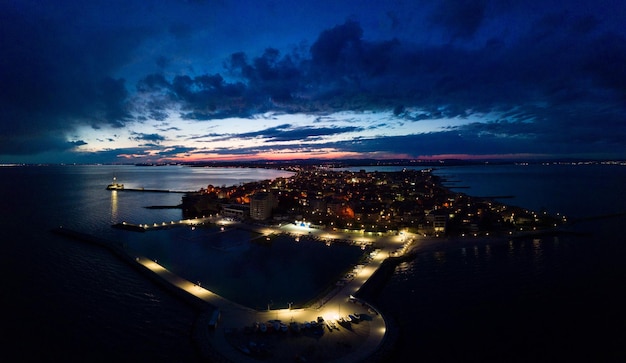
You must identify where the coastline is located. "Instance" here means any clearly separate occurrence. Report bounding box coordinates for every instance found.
[49,166,614,362]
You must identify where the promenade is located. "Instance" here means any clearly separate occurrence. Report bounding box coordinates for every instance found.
[146,220,407,362]
[55,218,415,362]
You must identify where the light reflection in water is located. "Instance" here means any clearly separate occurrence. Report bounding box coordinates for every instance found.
[110,190,118,224]
[532,238,544,274]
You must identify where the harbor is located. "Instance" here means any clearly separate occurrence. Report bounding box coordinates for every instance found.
[51,218,416,362]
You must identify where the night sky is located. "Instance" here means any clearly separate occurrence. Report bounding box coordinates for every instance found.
[1,0,625,163]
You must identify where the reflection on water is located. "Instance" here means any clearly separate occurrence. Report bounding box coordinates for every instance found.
[110,190,118,224]
[379,217,626,362]
[532,238,543,259]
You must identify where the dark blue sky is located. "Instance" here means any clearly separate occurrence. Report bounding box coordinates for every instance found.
[1,0,625,163]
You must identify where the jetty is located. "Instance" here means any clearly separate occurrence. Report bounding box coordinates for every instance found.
[108,187,194,193]
[105,177,195,193]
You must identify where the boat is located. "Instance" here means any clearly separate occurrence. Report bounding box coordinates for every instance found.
[106,177,124,190]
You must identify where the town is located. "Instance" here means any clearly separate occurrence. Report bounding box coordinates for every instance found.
[182,167,565,237]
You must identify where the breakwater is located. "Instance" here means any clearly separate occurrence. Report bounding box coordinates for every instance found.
[51,226,210,310]
[110,188,194,193]
[355,252,417,302]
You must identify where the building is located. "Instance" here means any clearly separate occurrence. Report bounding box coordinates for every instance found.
[433,214,447,233]
[221,204,249,220]
[182,192,220,218]
[250,192,277,220]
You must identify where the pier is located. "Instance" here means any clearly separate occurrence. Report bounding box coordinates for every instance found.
[108,187,194,193]
[111,216,211,232]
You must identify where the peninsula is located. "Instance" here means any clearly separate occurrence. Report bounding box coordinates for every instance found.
[94,167,568,362]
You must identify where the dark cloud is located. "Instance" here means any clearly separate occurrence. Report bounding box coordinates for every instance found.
[126,13,626,159]
[157,126,182,132]
[99,77,132,128]
[236,124,292,139]
[0,0,154,156]
[310,20,364,73]
[130,132,166,143]
[137,72,249,120]
[0,133,88,155]
[237,124,363,142]
[157,146,197,156]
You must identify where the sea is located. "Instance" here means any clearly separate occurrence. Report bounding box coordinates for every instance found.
[1,163,625,362]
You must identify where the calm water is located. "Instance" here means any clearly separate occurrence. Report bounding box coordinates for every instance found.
[0,165,293,362]
[2,164,625,362]
[433,163,626,218]
[378,164,626,362]
[123,226,364,310]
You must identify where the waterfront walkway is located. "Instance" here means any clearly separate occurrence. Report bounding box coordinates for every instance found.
[55,219,415,362]
[142,220,405,362]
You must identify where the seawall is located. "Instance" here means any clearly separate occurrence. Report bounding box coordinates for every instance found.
[51,226,211,311]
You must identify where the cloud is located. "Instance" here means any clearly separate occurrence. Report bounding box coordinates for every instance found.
[236,124,363,142]
[0,0,155,156]
[0,134,88,155]
[130,132,166,143]
[157,146,197,156]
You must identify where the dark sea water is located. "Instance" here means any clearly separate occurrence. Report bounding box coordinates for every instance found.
[123,226,364,311]
[0,165,293,362]
[376,164,626,362]
[1,164,625,362]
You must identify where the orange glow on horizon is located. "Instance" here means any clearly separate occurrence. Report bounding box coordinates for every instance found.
[139,151,554,164]
[164,150,408,163]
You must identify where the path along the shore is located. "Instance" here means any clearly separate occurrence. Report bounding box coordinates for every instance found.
[54,219,418,362]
